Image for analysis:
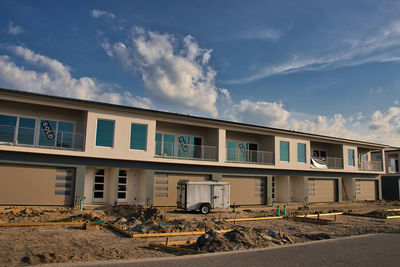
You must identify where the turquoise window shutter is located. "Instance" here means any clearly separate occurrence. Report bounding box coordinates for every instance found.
[130,123,147,150]
[297,143,306,163]
[96,119,114,147]
[280,141,289,162]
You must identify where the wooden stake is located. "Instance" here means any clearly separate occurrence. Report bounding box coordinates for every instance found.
[225,216,283,222]
[0,221,85,227]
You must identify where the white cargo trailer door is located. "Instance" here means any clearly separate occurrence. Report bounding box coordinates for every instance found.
[212,185,224,209]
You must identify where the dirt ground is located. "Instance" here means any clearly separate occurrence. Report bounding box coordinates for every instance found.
[1,201,400,266]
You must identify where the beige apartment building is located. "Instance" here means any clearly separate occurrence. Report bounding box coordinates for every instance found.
[382,148,400,200]
[0,88,387,207]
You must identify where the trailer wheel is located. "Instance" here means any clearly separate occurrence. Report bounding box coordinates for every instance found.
[200,203,211,214]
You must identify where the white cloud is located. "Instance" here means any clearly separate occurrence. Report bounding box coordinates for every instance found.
[236,28,281,41]
[103,27,219,116]
[8,22,23,35]
[226,19,400,84]
[0,46,151,109]
[90,9,115,19]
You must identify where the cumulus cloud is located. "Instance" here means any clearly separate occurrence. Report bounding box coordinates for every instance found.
[8,22,23,35]
[0,46,151,108]
[102,27,219,116]
[90,9,115,19]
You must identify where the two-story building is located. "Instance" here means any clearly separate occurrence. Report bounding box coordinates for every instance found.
[382,147,400,200]
[0,88,387,207]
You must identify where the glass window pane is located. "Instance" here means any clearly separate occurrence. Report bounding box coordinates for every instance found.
[18,117,36,145]
[56,121,74,148]
[348,149,355,166]
[238,142,247,162]
[297,143,306,163]
[118,185,126,191]
[119,170,127,176]
[39,120,56,147]
[118,177,127,184]
[177,136,189,158]
[96,119,114,147]
[163,134,175,156]
[227,141,237,161]
[280,141,289,162]
[94,184,104,191]
[0,115,17,142]
[118,192,126,199]
[94,192,103,198]
[95,176,104,183]
[130,123,147,150]
[95,169,104,175]
[155,133,162,155]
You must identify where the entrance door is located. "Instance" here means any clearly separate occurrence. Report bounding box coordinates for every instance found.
[93,169,105,202]
[117,170,127,202]
[212,185,224,208]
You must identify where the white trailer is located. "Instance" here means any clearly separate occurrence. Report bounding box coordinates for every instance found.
[177,180,230,214]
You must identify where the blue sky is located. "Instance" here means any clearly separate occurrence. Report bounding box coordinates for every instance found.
[0,0,399,145]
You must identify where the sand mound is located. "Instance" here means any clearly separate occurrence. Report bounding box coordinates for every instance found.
[191,227,275,252]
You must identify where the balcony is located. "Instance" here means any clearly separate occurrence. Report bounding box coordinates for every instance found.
[311,156,343,169]
[226,147,274,165]
[0,125,85,151]
[155,141,217,161]
[359,161,383,172]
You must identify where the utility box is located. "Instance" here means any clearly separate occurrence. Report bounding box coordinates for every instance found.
[177,180,230,214]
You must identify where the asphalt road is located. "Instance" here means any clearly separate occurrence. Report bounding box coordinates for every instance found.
[45,233,400,267]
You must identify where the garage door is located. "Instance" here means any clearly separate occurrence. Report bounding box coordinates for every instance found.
[0,164,75,205]
[308,178,337,202]
[222,176,266,205]
[153,173,208,206]
[356,180,377,200]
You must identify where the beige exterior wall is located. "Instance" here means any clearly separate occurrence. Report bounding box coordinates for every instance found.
[0,94,386,175]
[342,177,354,201]
[276,176,290,203]
[290,176,306,202]
[343,145,358,171]
[274,135,311,170]
[0,99,87,133]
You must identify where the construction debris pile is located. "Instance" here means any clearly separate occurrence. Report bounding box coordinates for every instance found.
[188,227,293,252]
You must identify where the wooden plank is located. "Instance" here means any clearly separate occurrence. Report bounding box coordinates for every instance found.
[0,221,85,227]
[158,240,197,246]
[149,243,204,255]
[293,217,332,225]
[386,209,400,212]
[106,223,133,238]
[225,216,283,222]
[296,212,343,218]
[386,215,400,219]
[132,229,232,238]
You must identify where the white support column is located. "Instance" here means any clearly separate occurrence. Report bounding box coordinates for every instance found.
[218,128,226,163]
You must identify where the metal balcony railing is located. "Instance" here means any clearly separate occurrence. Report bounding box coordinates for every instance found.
[226,148,274,165]
[387,165,400,173]
[311,156,343,169]
[359,160,383,172]
[326,157,344,169]
[155,141,217,161]
[0,124,85,150]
